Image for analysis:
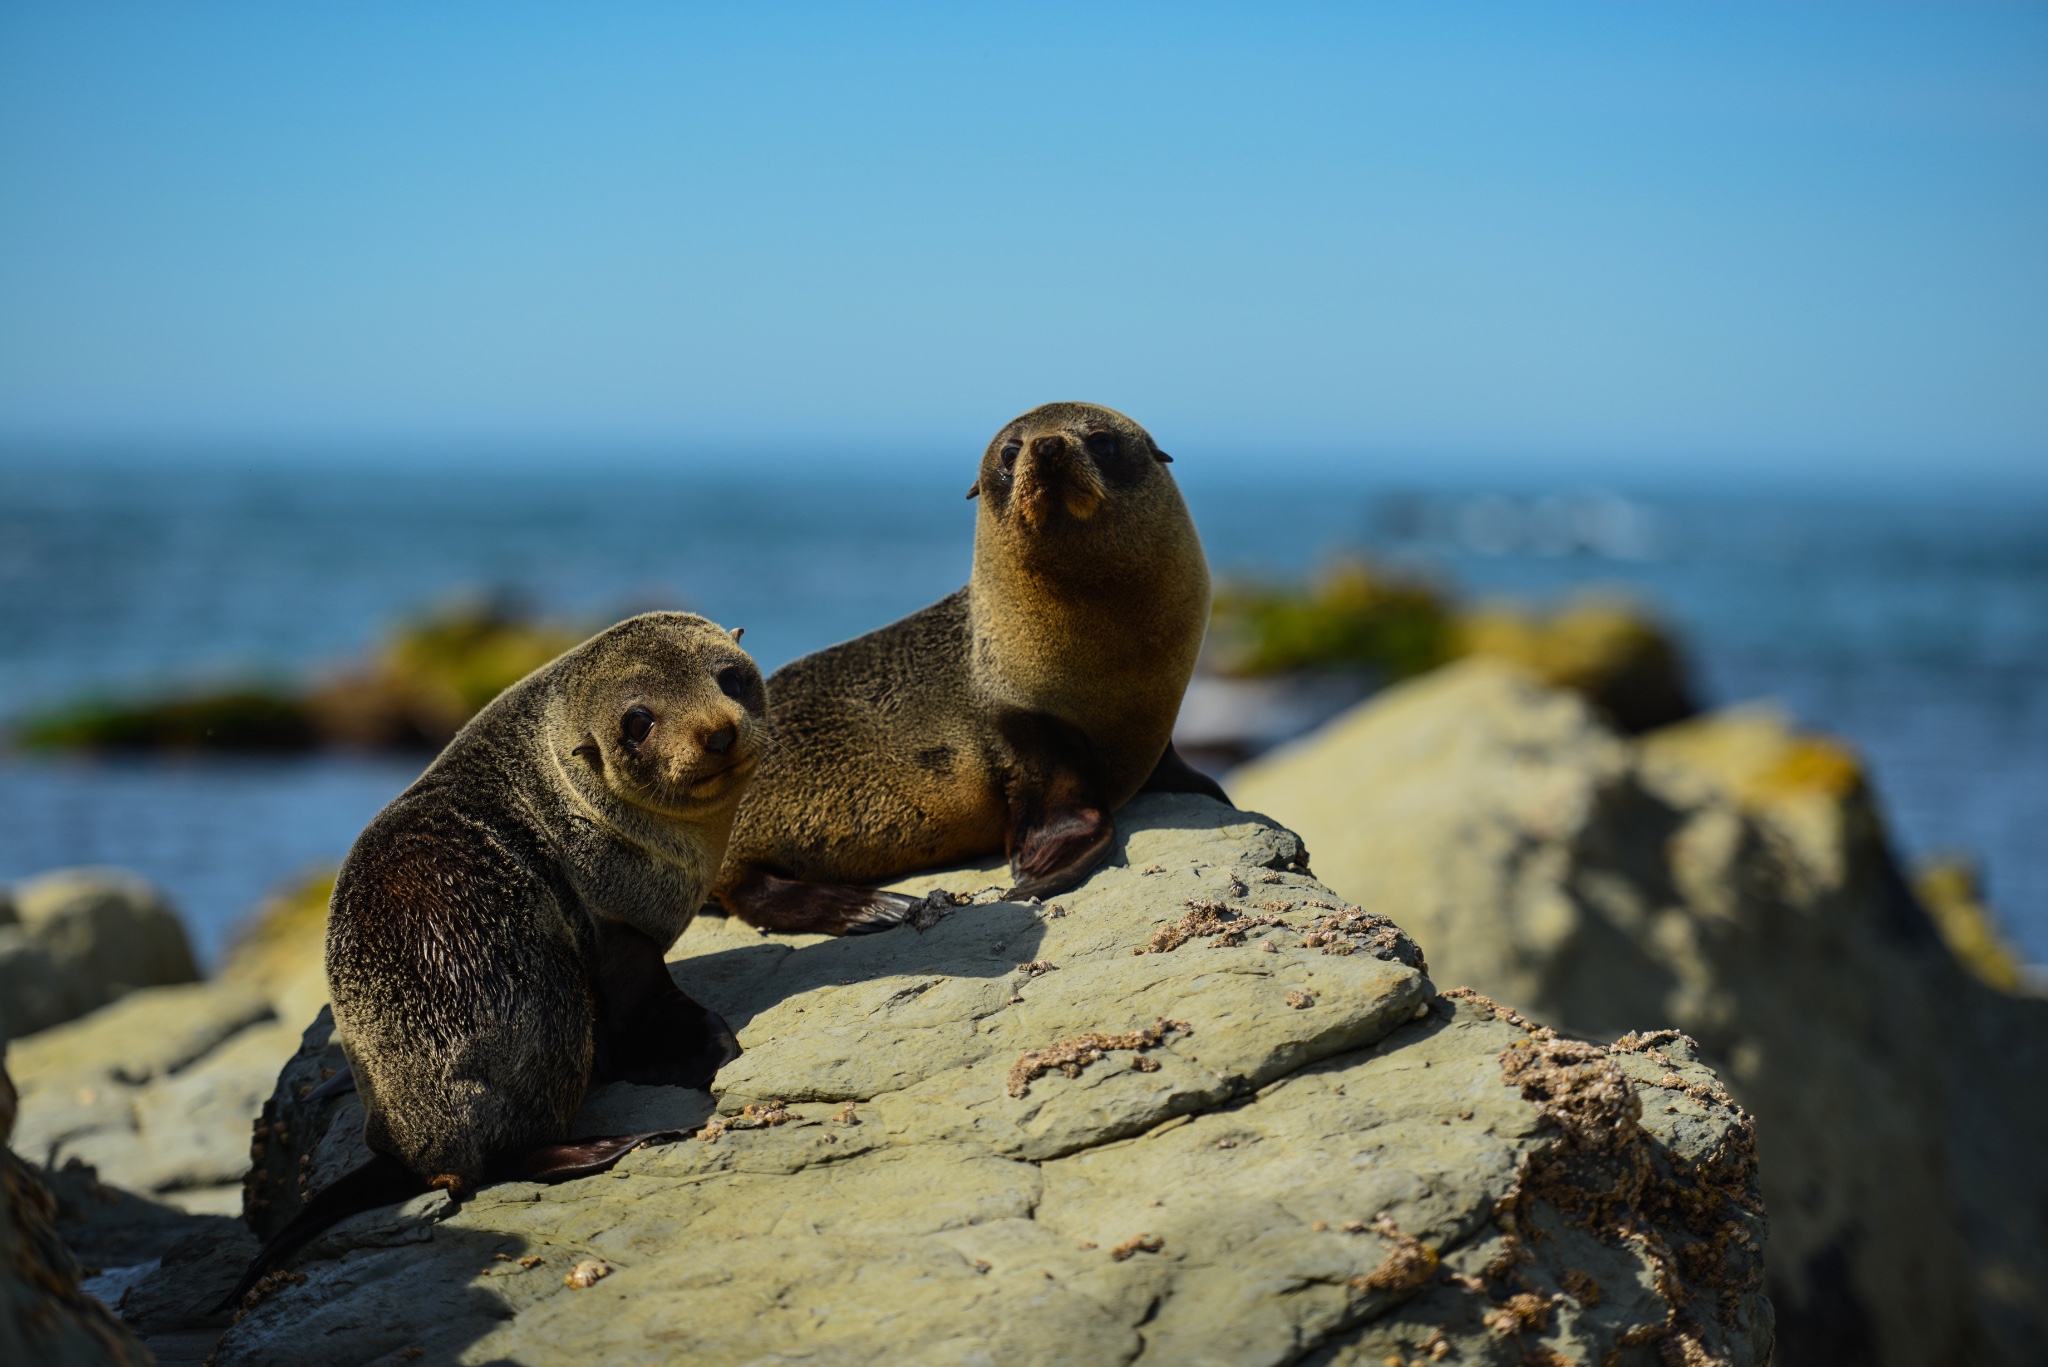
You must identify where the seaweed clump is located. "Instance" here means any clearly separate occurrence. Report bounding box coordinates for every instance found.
[14,594,586,754]
[1208,558,1453,681]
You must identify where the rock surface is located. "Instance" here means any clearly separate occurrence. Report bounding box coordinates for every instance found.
[117,797,1769,1366]
[1,868,200,1042]
[2,1057,154,1366]
[1235,659,2048,1366]
[8,982,292,1218]
[5,867,337,1230]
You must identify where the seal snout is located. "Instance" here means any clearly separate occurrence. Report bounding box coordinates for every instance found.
[1016,432,1107,526]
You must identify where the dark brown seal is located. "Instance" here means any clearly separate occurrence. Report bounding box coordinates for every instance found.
[714,401,1224,934]
[219,611,765,1309]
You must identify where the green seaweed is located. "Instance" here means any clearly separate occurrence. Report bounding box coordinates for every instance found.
[1208,558,1454,680]
[13,595,591,755]
[17,688,317,752]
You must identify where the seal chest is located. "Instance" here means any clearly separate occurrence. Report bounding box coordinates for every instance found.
[715,401,1227,935]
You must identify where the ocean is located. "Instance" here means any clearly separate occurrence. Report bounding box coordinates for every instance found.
[2,458,2043,967]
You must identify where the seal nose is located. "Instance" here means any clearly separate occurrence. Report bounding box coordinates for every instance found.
[1027,434,1071,466]
[704,724,737,756]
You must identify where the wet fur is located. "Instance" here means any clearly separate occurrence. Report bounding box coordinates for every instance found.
[219,613,762,1308]
[330,611,761,1183]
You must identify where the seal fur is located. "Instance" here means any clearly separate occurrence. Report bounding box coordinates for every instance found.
[714,401,1224,934]
[218,611,764,1308]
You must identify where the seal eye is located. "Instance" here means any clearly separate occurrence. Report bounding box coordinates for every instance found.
[715,666,751,703]
[621,706,655,746]
[1084,431,1118,461]
[1000,441,1021,467]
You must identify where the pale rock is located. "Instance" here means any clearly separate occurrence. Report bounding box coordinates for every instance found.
[1235,658,2048,1365]
[120,797,1768,1366]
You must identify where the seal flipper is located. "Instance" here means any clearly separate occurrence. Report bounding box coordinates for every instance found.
[1004,802,1114,901]
[210,1153,425,1314]
[716,867,919,936]
[507,1130,689,1180]
[591,919,743,1088]
[1139,742,1230,805]
[997,709,1116,901]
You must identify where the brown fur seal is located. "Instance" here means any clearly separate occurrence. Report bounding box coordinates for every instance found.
[714,401,1225,934]
[219,611,764,1309]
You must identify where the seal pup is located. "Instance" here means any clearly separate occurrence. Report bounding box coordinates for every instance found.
[218,611,764,1309]
[714,401,1225,935]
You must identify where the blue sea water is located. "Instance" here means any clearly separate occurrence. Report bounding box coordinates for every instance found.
[1,459,2042,967]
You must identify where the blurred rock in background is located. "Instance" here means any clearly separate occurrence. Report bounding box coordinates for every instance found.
[12,593,584,755]
[1453,595,1696,735]
[1912,852,2028,994]
[1235,660,2048,1366]
[1182,556,1695,768]
[5,865,332,1228]
[1,869,200,1042]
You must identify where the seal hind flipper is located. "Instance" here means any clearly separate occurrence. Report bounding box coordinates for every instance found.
[508,1130,688,1181]
[210,1153,426,1314]
[591,920,743,1088]
[1138,742,1230,805]
[717,868,919,936]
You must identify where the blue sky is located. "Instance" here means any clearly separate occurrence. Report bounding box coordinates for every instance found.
[1,2,2044,483]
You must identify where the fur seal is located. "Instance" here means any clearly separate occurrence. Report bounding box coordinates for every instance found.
[219,611,764,1309]
[714,401,1225,934]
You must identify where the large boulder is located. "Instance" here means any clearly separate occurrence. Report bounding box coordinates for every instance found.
[1234,659,2048,1366]
[1,1057,154,1366]
[121,797,1769,1366]
[1,868,200,1042]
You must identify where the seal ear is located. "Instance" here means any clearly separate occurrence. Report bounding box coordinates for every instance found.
[1154,449,1173,464]
[729,627,744,643]
[571,740,603,771]
[966,482,981,499]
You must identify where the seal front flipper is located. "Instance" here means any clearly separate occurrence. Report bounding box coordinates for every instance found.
[996,709,1116,901]
[211,1153,425,1314]
[592,919,743,1089]
[716,866,919,936]
[1003,800,1114,901]
[1139,742,1230,805]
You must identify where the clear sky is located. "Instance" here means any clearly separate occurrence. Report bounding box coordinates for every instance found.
[1,2,2044,483]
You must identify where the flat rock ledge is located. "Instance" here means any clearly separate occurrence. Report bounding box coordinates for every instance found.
[130,795,1770,1366]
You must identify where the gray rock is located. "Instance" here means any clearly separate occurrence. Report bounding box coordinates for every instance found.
[8,981,287,1215]
[2,1057,155,1367]
[2,867,200,1042]
[160,797,1767,1366]
[1236,659,2048,1366]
